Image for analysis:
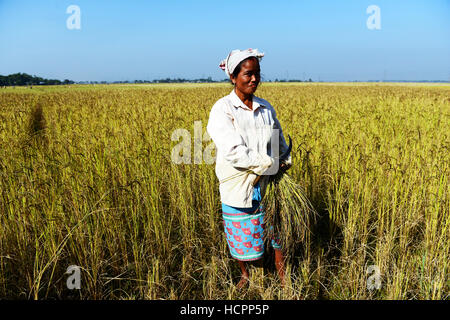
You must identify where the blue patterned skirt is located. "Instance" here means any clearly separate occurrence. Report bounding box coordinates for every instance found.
[221,182,281,261]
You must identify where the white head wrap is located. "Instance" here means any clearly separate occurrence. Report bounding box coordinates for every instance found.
[219,48,264,78]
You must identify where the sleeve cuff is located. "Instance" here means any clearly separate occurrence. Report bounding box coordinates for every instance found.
[282,154,292,166]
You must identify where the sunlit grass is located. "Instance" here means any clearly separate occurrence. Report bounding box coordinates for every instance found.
[0,83,448,299]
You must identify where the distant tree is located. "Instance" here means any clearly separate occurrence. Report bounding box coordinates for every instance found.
[0,73,71,86]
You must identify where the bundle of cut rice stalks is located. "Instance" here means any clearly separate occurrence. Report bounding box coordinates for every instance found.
[262,138,318,256]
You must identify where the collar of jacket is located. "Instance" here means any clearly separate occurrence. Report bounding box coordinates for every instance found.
[229,89,268,111]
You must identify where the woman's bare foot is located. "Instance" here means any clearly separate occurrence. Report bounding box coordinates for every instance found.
[236,274,249,289]
[236,260,249,289]
[234,258,266,289]
[274,249,285,288]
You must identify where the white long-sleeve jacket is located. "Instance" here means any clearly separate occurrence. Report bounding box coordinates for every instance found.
[206,89,291,208]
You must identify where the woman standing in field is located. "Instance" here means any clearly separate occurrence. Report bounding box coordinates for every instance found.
[207,49,292,288]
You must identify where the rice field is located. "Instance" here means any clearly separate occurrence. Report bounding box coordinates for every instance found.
[0,82,448,299]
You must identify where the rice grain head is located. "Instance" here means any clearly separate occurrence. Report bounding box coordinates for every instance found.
[262,172,318,257]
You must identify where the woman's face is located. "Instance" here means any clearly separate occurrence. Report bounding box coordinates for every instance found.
[231,58,261,96]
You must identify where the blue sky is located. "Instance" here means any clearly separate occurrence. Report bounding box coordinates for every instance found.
[0,0,449,81]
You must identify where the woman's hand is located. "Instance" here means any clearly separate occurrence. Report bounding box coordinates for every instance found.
[279,161,291,173]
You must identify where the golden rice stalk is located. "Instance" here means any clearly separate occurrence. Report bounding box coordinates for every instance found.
[262,172,317,256]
